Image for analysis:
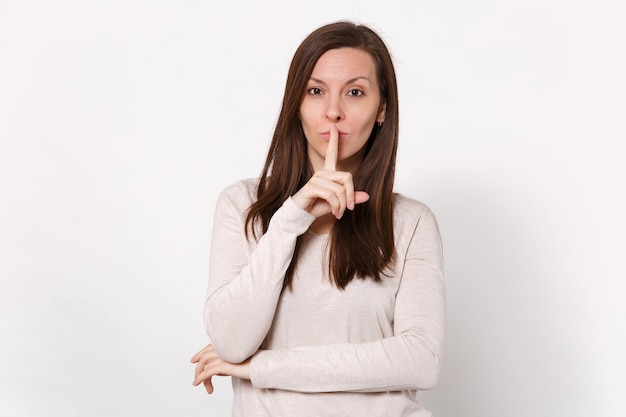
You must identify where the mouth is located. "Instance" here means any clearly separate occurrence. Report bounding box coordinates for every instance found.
[321,131,349,141]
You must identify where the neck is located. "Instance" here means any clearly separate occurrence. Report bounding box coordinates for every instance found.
[309,214,335,234]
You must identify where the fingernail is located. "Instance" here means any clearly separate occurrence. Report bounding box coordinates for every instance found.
[348,201,354,210]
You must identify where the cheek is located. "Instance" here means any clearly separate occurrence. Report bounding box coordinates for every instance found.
[354,113,377,136]
[300,120,313,141]
[298,108,312,132]
[300,122,319,149]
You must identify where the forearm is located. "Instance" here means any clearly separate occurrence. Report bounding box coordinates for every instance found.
[249,332,444,393]
[204,196,315,363]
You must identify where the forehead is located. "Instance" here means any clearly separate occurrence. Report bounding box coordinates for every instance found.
[310,47,377,81]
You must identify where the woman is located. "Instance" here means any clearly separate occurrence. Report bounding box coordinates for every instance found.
[191,20,446,416]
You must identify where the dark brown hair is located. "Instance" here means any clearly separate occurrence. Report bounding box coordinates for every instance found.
[245,21,399,289]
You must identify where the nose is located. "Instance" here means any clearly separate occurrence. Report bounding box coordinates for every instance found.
[325,99,344,122]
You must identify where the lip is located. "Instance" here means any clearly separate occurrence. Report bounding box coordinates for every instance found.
[321,131,348,141]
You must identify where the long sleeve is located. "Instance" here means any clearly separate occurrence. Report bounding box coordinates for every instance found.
[249,206,446,392]
[204,181,315,363]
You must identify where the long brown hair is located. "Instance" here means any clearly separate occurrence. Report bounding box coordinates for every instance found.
[245,21,399,290]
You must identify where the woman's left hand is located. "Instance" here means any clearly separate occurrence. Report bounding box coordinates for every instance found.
[191,344,251,394]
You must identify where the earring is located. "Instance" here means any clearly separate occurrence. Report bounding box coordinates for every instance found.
[377,120,383,127]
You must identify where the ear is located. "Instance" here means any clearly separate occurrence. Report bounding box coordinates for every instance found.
[377,102,387,124]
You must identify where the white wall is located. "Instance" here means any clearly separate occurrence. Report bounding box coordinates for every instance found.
[1,1,624,416]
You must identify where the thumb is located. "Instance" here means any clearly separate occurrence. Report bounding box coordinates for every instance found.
[354,191,370,205]
[203,377,215,395]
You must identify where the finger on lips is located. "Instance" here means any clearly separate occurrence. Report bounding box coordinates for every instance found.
[324,124,338,172]
[323,124,356,216]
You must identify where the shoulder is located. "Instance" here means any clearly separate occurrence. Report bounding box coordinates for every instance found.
[220,178,258,199]
[215,178,259,212]
[392,193,441,252]
[393,193,436,221]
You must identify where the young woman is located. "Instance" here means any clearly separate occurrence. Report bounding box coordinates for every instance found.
[191,21,446,416]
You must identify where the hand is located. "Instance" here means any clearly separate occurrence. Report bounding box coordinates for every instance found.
[190,344,251,394]
[292,124,370,219]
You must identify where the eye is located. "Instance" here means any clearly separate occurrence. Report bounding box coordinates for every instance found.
[307,87,323,96]
[347,88,364,97]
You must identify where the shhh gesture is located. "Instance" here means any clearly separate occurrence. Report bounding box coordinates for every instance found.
[292,124,370,220]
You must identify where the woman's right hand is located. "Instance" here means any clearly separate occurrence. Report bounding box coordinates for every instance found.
[291,125,369,219]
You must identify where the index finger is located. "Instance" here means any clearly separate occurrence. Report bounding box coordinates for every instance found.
[324,124,338,171]
[190,343,213,363]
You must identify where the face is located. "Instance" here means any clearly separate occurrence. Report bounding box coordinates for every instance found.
[299,47,386,173]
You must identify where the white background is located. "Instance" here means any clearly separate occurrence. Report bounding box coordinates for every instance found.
[1,1,625,416]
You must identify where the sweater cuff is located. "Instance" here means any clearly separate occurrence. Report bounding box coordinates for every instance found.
[268,197,316,237]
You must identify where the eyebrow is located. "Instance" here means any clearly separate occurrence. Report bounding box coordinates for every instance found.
[309,76,371,86]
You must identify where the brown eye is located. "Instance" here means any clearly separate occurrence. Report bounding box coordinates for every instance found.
[307,87,323,95]
[348,89,364,97]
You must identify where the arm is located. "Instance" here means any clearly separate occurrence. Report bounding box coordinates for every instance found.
[205,127,367,364]
[249,209,446,392]
[204,183,315,363]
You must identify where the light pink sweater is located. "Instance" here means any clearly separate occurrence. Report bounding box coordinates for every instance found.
[204,179,446,417]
